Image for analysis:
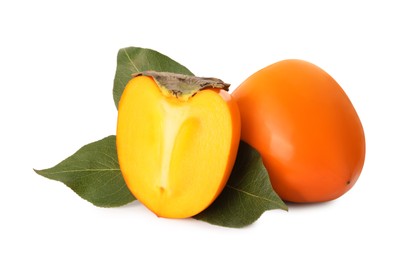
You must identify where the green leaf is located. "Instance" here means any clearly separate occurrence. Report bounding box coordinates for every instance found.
[113,47,194,108]
[194,142,288,228]
[34,136,136,207]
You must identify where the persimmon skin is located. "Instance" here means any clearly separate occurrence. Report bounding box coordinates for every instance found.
[232,60,365,203]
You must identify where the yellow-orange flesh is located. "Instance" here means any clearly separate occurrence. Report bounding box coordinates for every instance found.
[117,76,240,218]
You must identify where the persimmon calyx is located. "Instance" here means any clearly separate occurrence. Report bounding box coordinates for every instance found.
[132,71,230,100]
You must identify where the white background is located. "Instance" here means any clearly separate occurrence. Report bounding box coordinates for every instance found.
[1,0,408,259]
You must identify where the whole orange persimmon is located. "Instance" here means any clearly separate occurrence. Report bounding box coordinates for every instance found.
[232,60,365,203]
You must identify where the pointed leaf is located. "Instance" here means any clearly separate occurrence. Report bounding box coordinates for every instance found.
[194,142,288,228]
[34,136,135,207]
[113,47,194,108]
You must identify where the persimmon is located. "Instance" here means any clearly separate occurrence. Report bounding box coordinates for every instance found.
[232,60,365,203]
[116,71,240,218]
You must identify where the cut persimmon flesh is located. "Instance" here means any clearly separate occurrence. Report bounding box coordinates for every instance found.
[116,72,240,218]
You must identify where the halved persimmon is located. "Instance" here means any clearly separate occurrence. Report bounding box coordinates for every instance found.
[116,72,240,218]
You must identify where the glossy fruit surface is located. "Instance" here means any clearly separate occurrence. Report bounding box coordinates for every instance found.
[117,74,240,218]
[232,60,365,203]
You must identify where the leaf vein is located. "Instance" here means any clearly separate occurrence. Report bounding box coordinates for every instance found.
[124,48,140,73]
[226,184,274,203]
[45,168,120,175]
